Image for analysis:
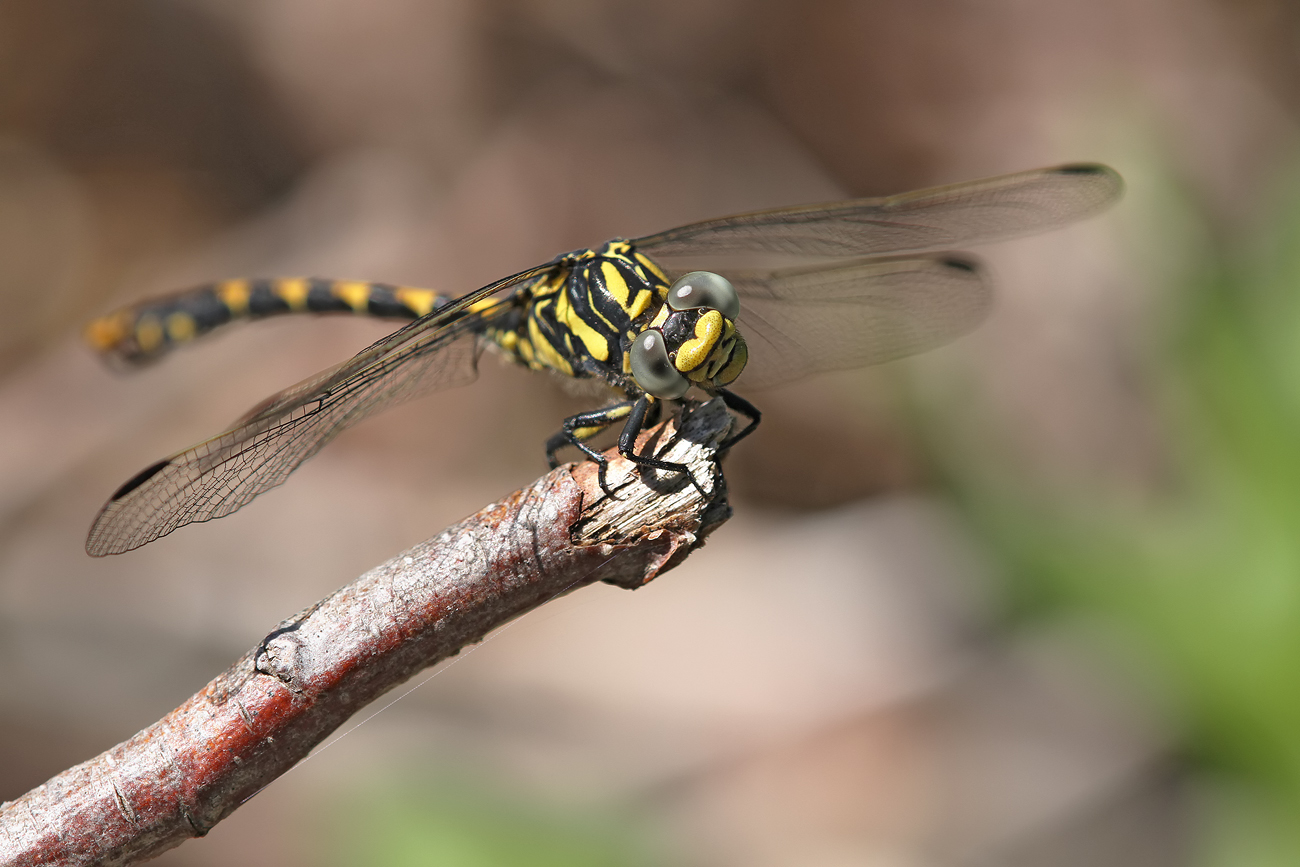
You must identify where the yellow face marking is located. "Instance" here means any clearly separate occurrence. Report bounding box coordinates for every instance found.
[705,337,735,379]
[84,311,133,352]
[714,333,747,386]
[675,310,724,373]
[165,311,197,343]
[135,315,164,353]
[395,287,437,317]
[273,277,310,310]
[332,280,371,312]
[217,279,251,316]
[649,304,670,330]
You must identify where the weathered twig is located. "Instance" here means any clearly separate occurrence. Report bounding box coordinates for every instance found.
[0,399,733,867]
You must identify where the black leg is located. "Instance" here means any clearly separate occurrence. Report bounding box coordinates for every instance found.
[547,401,636,495]
[547,396,713,497]
[616,395,708,497]
[717,388,761,449]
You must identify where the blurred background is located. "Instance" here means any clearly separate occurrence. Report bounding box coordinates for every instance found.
[2,0,1299,864]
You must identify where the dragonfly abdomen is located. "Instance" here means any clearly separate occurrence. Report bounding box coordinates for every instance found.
[85,277,451,365]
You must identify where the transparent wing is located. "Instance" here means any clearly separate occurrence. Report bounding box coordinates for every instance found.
[86,265,553,556]
[724,255,992,390]
[635,164,1121,263]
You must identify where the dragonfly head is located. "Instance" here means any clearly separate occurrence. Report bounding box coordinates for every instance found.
[630,271,748,399]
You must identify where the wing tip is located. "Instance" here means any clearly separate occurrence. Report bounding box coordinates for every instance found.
[86,458,174,556]
[1052,162,1124,196]
[109,458,171,501]
[938,254,981,274]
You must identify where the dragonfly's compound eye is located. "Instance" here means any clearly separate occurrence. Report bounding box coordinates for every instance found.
[630,330,691,399]
[667,271,740,321]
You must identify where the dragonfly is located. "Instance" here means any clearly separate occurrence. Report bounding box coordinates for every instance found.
[83,163,1122,556]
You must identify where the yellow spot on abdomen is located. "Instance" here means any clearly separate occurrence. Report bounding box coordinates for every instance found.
[166,311,197,343]
[396,287,437,316]
[83,311,132,352]
[332,281,371,312]
[135,315,164,353]
[273,277,310,310]
[217,279,251,316]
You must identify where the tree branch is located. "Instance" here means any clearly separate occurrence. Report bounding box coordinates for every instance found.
[0,399,734,867]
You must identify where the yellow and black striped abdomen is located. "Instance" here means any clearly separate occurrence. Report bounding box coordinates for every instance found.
[85,277,448,364]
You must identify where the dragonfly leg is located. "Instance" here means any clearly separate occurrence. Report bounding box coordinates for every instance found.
[716,388,761,450]
[616,396,709,497]
[547,401,639,496]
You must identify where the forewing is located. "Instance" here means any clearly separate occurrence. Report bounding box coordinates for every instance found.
[729,255,992,390]
[635,164,1121,263]
[86,265,552,556]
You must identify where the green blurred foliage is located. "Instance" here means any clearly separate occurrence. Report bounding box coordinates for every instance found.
[925,162,1300,866]
[315,768,661,867]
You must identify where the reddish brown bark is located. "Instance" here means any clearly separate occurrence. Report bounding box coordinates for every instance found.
[0,402,732,866]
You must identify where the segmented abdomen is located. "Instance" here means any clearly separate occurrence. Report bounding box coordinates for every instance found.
[85,277,448,364]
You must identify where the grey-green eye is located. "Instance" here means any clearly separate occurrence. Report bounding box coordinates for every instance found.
[630,330,690,399]
[667,271,739,320]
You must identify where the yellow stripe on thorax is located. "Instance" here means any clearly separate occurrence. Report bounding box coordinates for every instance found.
[526,297,573,375]
[633,250,669,284]
[601,261,631,308]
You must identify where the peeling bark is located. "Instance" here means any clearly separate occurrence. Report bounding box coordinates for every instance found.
[0,400,733,866]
